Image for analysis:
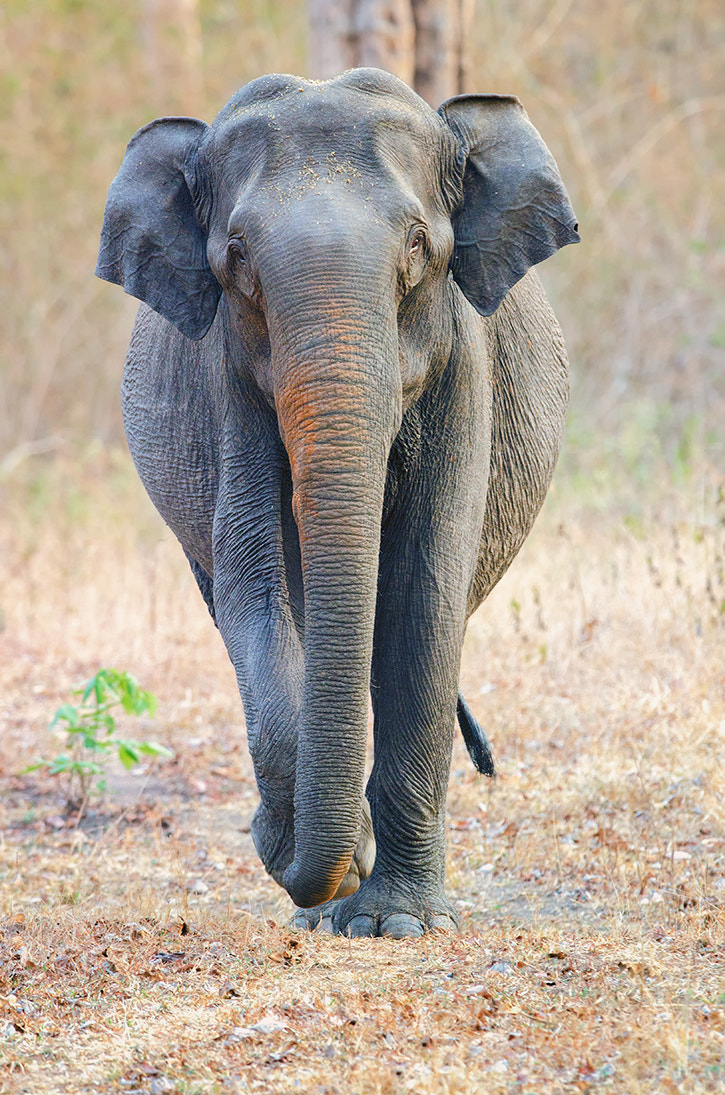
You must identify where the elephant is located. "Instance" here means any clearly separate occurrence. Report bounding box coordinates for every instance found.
[97,68,578,938]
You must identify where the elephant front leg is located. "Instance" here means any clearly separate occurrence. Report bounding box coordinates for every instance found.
[216,601,301,887]
[213,466,375,897]
[292,619,463,936]
[293,544,475,938]
[210,436,303,890]
[342,610,463,936]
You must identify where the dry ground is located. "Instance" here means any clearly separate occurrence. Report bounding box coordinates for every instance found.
[0,448,723,1094]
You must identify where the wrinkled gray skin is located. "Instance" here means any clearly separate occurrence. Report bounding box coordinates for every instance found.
[97,69,578,938]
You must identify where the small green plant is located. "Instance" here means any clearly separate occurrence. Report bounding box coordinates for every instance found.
[24,669,172,807]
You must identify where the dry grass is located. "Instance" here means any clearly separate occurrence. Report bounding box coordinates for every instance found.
[1,450,723,1093]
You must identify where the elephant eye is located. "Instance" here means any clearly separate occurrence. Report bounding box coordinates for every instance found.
[400,226,429,296]
[227,238,248,268]
[409,230,426,256]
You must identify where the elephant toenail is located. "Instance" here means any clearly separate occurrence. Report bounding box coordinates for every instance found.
[380,914,425,939]
[291,908,322,932]
[345,915,377,937]
[428,914,456,934]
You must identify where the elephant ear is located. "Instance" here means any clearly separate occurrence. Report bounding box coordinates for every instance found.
[439,94,579,317]
[96,117,220,341]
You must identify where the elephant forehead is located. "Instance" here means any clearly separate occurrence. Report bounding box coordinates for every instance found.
[214,69,439,131]
[207,81,445,180]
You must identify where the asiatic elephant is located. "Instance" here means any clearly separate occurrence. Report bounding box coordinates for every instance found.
[97,68,578,937]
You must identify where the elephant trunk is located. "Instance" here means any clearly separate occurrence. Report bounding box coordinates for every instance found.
[271,309,401,909]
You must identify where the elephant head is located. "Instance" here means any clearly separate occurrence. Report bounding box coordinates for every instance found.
[97,69,578,909]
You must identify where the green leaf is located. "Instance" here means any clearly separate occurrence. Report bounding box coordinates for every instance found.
[21,760,49,774]
[117,742,140,769]
[81,668,121,706]
[48,756,104,777]
[50,704,81,731]
[135,742,173,759]
[46,753,71,773]
[96,712,116,735]
[80,673,105,706]
[80,731,112,752]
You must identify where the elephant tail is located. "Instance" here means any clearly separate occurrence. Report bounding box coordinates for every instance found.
[457,692,495,777]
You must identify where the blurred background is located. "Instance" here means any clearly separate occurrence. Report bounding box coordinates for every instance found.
[0,0,723,707]
[0,0,723,480]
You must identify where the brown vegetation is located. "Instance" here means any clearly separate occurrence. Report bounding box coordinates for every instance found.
[1,453,723,1092]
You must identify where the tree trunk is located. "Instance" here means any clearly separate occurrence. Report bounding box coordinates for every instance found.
[308,0,357,78]
[307,0,471,105]
[411,0,472,105]
[355,0,415,86]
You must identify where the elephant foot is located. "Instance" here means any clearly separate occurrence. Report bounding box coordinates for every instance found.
[253,796,376,897]
[290,879,459,938]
